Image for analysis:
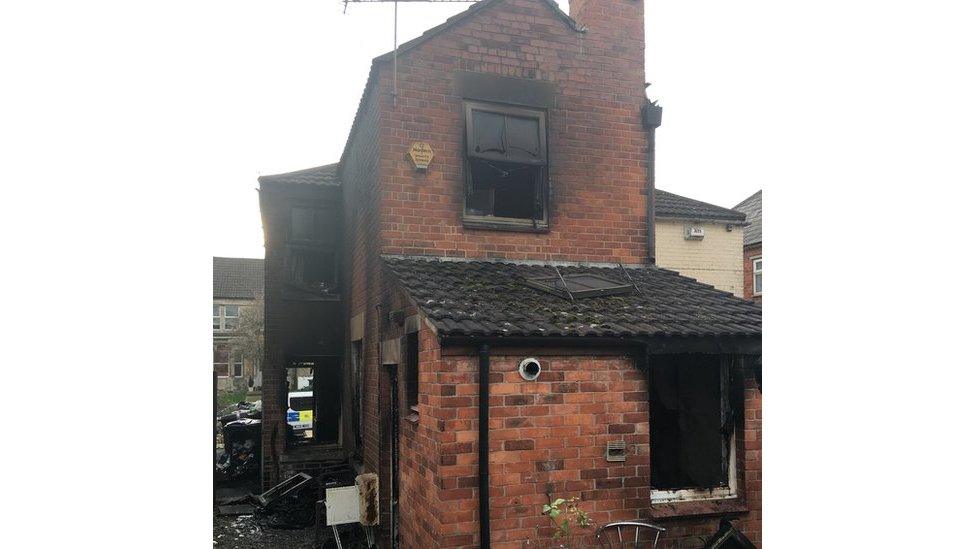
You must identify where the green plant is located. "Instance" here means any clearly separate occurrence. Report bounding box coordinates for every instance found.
[542,496,592,539]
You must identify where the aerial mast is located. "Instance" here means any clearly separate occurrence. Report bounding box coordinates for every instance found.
[342,0,479,106]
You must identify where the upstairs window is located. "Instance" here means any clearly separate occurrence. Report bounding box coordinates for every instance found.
[752,257,762,295]
[286,250,337,293]
[288,207,329,244]
[463,102,548,230]
[213,304,241,331]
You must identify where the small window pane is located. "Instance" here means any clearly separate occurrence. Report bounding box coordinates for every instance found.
[233,360,244,377]
[291,208,315,241]
[213,304,220,316]
[224,305,239,317]
[755,272,762,294]
[755,260,762,271]
[213,318,221,330]
[470,110,506,156]
[505,115,541,160]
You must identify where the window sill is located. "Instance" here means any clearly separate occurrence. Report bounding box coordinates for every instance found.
[462,217,549,233]
[644,494,748,520]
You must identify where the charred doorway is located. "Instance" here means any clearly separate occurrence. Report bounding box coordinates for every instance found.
[287,355,342,445]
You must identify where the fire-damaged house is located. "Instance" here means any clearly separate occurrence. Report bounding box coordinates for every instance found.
[258,0,761,547]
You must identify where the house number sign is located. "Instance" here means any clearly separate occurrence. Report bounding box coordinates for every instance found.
[409,142,434,171]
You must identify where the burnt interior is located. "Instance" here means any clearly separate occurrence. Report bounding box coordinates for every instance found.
[650,354,729,490]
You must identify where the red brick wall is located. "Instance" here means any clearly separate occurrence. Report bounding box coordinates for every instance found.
[394,345,763,548]
[743,243,762,303]
[373,0,650,263]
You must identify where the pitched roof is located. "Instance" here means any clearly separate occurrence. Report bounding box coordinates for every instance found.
[258,163,340,187]
[213,257,264,299]
[734,190,762,246]
[655,189,747,223]
[340,0,583,179]
[384,257,761,339]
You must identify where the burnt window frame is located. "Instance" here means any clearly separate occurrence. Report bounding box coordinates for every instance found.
[648,354,738,504]
[284,247,338,291]
[462,101,549,232]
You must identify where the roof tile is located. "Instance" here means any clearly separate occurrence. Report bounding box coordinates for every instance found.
[384,257,761,339]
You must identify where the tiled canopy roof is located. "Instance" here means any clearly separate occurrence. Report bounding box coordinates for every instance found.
[655,189,747,223]
[384,257,761,339]
[258,163,340,187]
[734,190,762,246]
[213,257,264,299]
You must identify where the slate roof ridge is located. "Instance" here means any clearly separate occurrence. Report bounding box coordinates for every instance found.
[655,188,747,223]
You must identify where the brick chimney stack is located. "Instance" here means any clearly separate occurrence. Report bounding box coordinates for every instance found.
[569,0,645,67]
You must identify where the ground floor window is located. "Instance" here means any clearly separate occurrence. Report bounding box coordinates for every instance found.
[232,357,244,378]
[214,346,230,377]
[752,257,762,295]
[649,354,735,502]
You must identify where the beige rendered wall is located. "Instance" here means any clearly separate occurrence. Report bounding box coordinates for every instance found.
[655,220,744,297]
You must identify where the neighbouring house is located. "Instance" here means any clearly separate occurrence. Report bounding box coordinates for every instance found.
[213,256,264,393]
[653,190,748,297]
[258,1,762,547]
[734,191,762,303]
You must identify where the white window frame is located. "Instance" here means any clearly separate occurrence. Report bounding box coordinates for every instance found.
[751,256,762,296]
[213,304,244,331]
[232,356,244,378]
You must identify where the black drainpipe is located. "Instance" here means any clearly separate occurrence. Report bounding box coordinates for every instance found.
[478,343,491,549]
[642,99,663,264]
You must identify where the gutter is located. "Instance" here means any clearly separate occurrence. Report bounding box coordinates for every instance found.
[478,343,491,549]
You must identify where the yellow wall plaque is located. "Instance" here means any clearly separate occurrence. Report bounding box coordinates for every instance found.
[409,142,434,170]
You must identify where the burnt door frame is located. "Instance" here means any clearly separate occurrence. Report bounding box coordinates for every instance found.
[287,354,342,444]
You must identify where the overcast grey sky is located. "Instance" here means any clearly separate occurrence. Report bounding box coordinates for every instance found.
[211,1,777,258]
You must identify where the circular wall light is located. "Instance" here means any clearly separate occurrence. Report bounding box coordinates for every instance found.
[518,358,542,381]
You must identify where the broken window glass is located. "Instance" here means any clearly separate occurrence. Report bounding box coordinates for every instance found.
[290,208,315,241]
[286,250,337,292]
[650,355,730,490]
[464,102,547,224]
